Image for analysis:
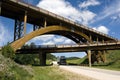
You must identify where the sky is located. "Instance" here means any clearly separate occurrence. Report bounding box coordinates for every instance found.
[0,0,120,58]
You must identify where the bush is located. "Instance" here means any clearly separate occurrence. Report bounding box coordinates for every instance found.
[0,53,34,80]
[2,43,15,59]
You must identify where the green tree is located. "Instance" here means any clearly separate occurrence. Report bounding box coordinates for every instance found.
[14,42,39,65]
[2,43,15,59]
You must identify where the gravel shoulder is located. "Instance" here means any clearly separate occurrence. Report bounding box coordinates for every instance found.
[59,66,120,80]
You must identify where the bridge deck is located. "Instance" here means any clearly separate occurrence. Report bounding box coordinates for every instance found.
[17,41,120,53]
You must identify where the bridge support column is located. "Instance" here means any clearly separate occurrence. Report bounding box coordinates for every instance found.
[87,50,92,67]
[44,18,47,27]
[39,52,46,66]
[14,19,24,41]
[23,11,27,36]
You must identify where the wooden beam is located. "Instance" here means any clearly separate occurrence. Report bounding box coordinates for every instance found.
[23,11,27,36]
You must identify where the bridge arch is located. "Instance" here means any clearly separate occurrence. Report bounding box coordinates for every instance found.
[11,25,91,51]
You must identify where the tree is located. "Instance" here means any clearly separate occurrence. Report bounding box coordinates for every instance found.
[14,42,39,65]
[2,43,15,59]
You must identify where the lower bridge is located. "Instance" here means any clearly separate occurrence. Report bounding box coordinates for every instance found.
[16,41,120,66]
[17,41,120,53]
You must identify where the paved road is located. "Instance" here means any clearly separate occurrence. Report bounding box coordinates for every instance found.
[60,66,120,80]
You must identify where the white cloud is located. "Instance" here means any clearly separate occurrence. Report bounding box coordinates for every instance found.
[79,0,100,8]
[0,21,12,46]
[42,41,55,45]
[32,35,55,42]
[53,37,65,43]
[37,0,96,25]
[93,26,109,34]
[93,0,120,22]
[64,39,75,44]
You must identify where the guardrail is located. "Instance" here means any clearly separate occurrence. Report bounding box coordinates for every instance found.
[21,41,120,49]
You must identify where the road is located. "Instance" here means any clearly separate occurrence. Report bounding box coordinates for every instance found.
[59,66,120,80]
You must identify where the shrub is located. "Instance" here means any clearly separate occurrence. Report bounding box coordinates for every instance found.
[2,43,15,59]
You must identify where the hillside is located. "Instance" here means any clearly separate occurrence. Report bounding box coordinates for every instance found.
[67,50,120,70]
[0,52,34,80]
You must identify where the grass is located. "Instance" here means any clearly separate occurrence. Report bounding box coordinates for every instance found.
[67,58,80,64]
[66,50,120,71]
[0,53,34,80]
[32,66,66,80]
[92,50,120,71]
[32,66,93,80]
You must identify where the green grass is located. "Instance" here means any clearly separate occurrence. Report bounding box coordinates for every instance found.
[0,53,34,80]
[67,58,80,64]
[66,56,87,65]
[66,50,120,71]
[93,50,120,71]
[32,66,93,80]
[32,66,66,80]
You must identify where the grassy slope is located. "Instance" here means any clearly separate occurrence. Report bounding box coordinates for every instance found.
[0,52,34,80]
[67,50,120,70]
[66,57,87,65]
[94,50,120,70]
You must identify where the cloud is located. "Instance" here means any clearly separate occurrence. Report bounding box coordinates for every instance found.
[37,0,96,25]
[32,35,55,42]
[0,21,12,46]
[42,40,55,45]
[93,26,109,34]
[110,14,120,22]
[79,0,100,8]
[64,39,75,44]
[93,0,120,22]
[53,37,65,43]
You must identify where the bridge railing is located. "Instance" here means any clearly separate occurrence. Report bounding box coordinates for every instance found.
[20,41,120,49]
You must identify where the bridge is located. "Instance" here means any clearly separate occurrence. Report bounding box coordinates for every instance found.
[17,41,120,53]
[0,0,120,66]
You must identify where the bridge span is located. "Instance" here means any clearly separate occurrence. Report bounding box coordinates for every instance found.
[16,41,120,66]
[17,41,120,53]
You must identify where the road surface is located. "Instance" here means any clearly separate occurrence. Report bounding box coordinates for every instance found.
[60,66,120,80]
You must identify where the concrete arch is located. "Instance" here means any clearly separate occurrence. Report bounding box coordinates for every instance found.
[11,25,91,51]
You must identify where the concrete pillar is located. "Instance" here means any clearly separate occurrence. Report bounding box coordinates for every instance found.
[39,52,46,66]
[87,50,92,67]
[23,11,27,36]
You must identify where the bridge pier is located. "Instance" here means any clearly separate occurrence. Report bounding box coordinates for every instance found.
[91,50,107,63]
[87,50,92,67]
[39,52,46,66]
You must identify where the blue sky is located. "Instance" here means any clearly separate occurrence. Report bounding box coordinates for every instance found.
[0,0,120,58]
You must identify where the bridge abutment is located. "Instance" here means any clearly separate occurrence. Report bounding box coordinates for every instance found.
[39,52,46,66]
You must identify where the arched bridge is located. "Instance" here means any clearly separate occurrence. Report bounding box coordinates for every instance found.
[0,0,119,66]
